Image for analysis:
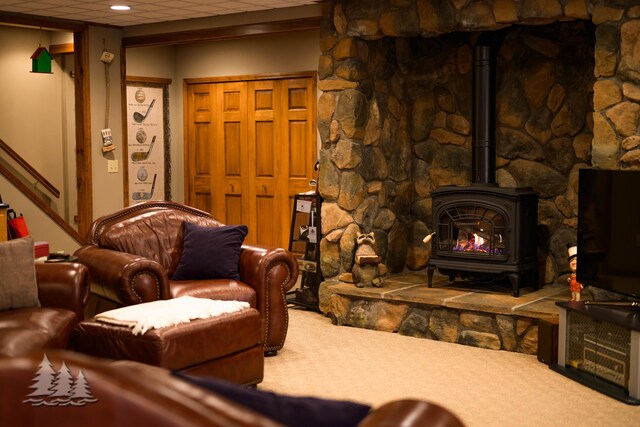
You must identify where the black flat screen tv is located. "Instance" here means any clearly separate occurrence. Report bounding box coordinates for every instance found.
[577,168,640,299]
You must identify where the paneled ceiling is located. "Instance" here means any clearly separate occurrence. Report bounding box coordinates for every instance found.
[0,0,320,27]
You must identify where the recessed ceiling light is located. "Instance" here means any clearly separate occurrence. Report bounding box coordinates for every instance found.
[110,5,130,11]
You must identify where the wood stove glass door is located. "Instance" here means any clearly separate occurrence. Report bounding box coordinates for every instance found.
[437,206,507,259]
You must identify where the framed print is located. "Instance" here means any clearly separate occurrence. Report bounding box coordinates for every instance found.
[124,77,171,206]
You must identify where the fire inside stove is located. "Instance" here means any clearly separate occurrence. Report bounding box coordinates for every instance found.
[452,221,505,255]
[437,206,508,258]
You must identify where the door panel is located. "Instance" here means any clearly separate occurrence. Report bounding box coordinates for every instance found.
[186,74,316,248]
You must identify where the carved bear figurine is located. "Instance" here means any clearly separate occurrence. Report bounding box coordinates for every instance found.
[352,232,385,288]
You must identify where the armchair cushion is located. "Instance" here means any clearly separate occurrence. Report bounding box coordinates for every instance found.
[172,223,248,281]
[174,372,372,427]
[0,236,40,311]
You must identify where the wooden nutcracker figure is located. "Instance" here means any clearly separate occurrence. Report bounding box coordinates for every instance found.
[567,244,583,301]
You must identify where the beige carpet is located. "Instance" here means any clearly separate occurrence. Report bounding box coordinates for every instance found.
[261,308,640,427]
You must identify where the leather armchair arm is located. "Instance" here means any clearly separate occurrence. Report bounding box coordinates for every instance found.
[358,400,465,427]
[74,245,171,305]
[239,244,298,354]
[35,262,90,321]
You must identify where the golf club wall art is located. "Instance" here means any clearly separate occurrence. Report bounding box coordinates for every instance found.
[125,79,171,205]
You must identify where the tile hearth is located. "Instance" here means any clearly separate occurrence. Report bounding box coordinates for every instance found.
[319,272,577,355]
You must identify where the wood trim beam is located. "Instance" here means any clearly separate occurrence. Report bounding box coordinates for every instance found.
[0,11,85,31]
[49,43,74,55]
[126,76,172,85]
[122,16,321,48]
[0,138,60,198]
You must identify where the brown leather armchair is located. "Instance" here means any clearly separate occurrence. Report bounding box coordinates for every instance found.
[0,350,465,427]
[74,201,299,355]
[0,263,90,357]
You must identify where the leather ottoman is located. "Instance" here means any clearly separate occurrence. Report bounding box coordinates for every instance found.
[72,307,264,386]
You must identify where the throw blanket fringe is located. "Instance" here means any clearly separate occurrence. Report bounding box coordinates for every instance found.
[95,297,250,335]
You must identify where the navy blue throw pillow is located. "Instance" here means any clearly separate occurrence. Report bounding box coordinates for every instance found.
[171,222,248,281]
[173,372,371,427]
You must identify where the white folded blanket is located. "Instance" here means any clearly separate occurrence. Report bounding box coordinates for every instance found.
[94,296,250,335]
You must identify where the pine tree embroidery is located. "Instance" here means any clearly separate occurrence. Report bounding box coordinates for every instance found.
[23,355,97,406]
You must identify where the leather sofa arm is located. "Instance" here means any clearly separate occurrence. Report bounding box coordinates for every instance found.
[239,245,298,354]
[358,400,465,427]
[74,245,171,305]
[35,262,91,321]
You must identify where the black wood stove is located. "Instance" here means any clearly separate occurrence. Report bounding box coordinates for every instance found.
[427,38,538,297]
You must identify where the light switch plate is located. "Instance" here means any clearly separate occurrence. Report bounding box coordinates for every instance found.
[107,160,118,173]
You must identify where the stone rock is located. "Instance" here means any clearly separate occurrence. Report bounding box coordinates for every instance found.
[346,300,407,332]
[523,58,555,108]
[435,86,457,113]
[544,137,575,174]
[398,308,431,339]
[564,0,589,19]
[592,113,619,168]
[320,238,341,278]
[429,309,459,343]
[538,199,563,232]
[379,8,420,36]
[493,0,518,22]
[339,223,360,272]
[364,98,381,146]
[447,114,471,136]
[317,92,336,143]
[347,19,381,39]
[326,229,344,243]
[433,111,447,129]
[429,145,471,188]
[333,37,356,61]
[413,158,431,198]
[565,163,587,216]
[497,128,544,161]
[333,3,347,35]
[332,138,362,169]
[336,59,368,82]
[592,4,625,25]
[506,159,567,197]
[318,280,338,315]
[366,180,382,195]
[524,108,553,143]
[460,1,496,29]
[411,198,432,225]
[389,181,414,216]
[411,96,436,142]
[318,78,359,92]
[353,196,380,231]
[546,83,565,114]
[516,318,533,336]
[496,315,517,351]
[521,0,562,20]
[497,79,529,128]
[414,140,439,163]
[622,135,640,151]
[572,133,592,163]
[406,221,430,271]
[387,221,408,273]
[387,133,412,182]
[330,119,341,143]
[456,44,473,75]
[549,226,577,274]
[322,202,353,233]
[496,168,517,188]
[620,149,640,166]
[606,101,640,137]
[593,79,622,111]
[361,147,389,182]
[554,195,574,218]
[518,325,538,355]
[417,1,457,34]
[622,82,640,103]
[336,90,367,140]
[458,330,501,350]
[373,208,396,231]
[523,35,561,59]
[318,152,340,200]
[318,54,333,80]
[460,313,494,334]
[594,24,619,78]
[429,128,466,146]
[338,171,366,211]
[551,91,587,137]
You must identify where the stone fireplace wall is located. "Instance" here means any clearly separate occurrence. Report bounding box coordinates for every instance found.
[317,0,640,285]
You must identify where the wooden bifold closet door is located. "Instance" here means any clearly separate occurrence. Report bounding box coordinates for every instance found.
[185,73,317,248]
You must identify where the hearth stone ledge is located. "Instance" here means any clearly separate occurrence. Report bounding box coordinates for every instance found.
[318,272,578,355]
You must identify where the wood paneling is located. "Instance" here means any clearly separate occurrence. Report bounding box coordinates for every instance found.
[185,73,316,248]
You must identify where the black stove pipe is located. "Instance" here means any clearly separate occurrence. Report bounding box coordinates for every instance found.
[472,44,496,185]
